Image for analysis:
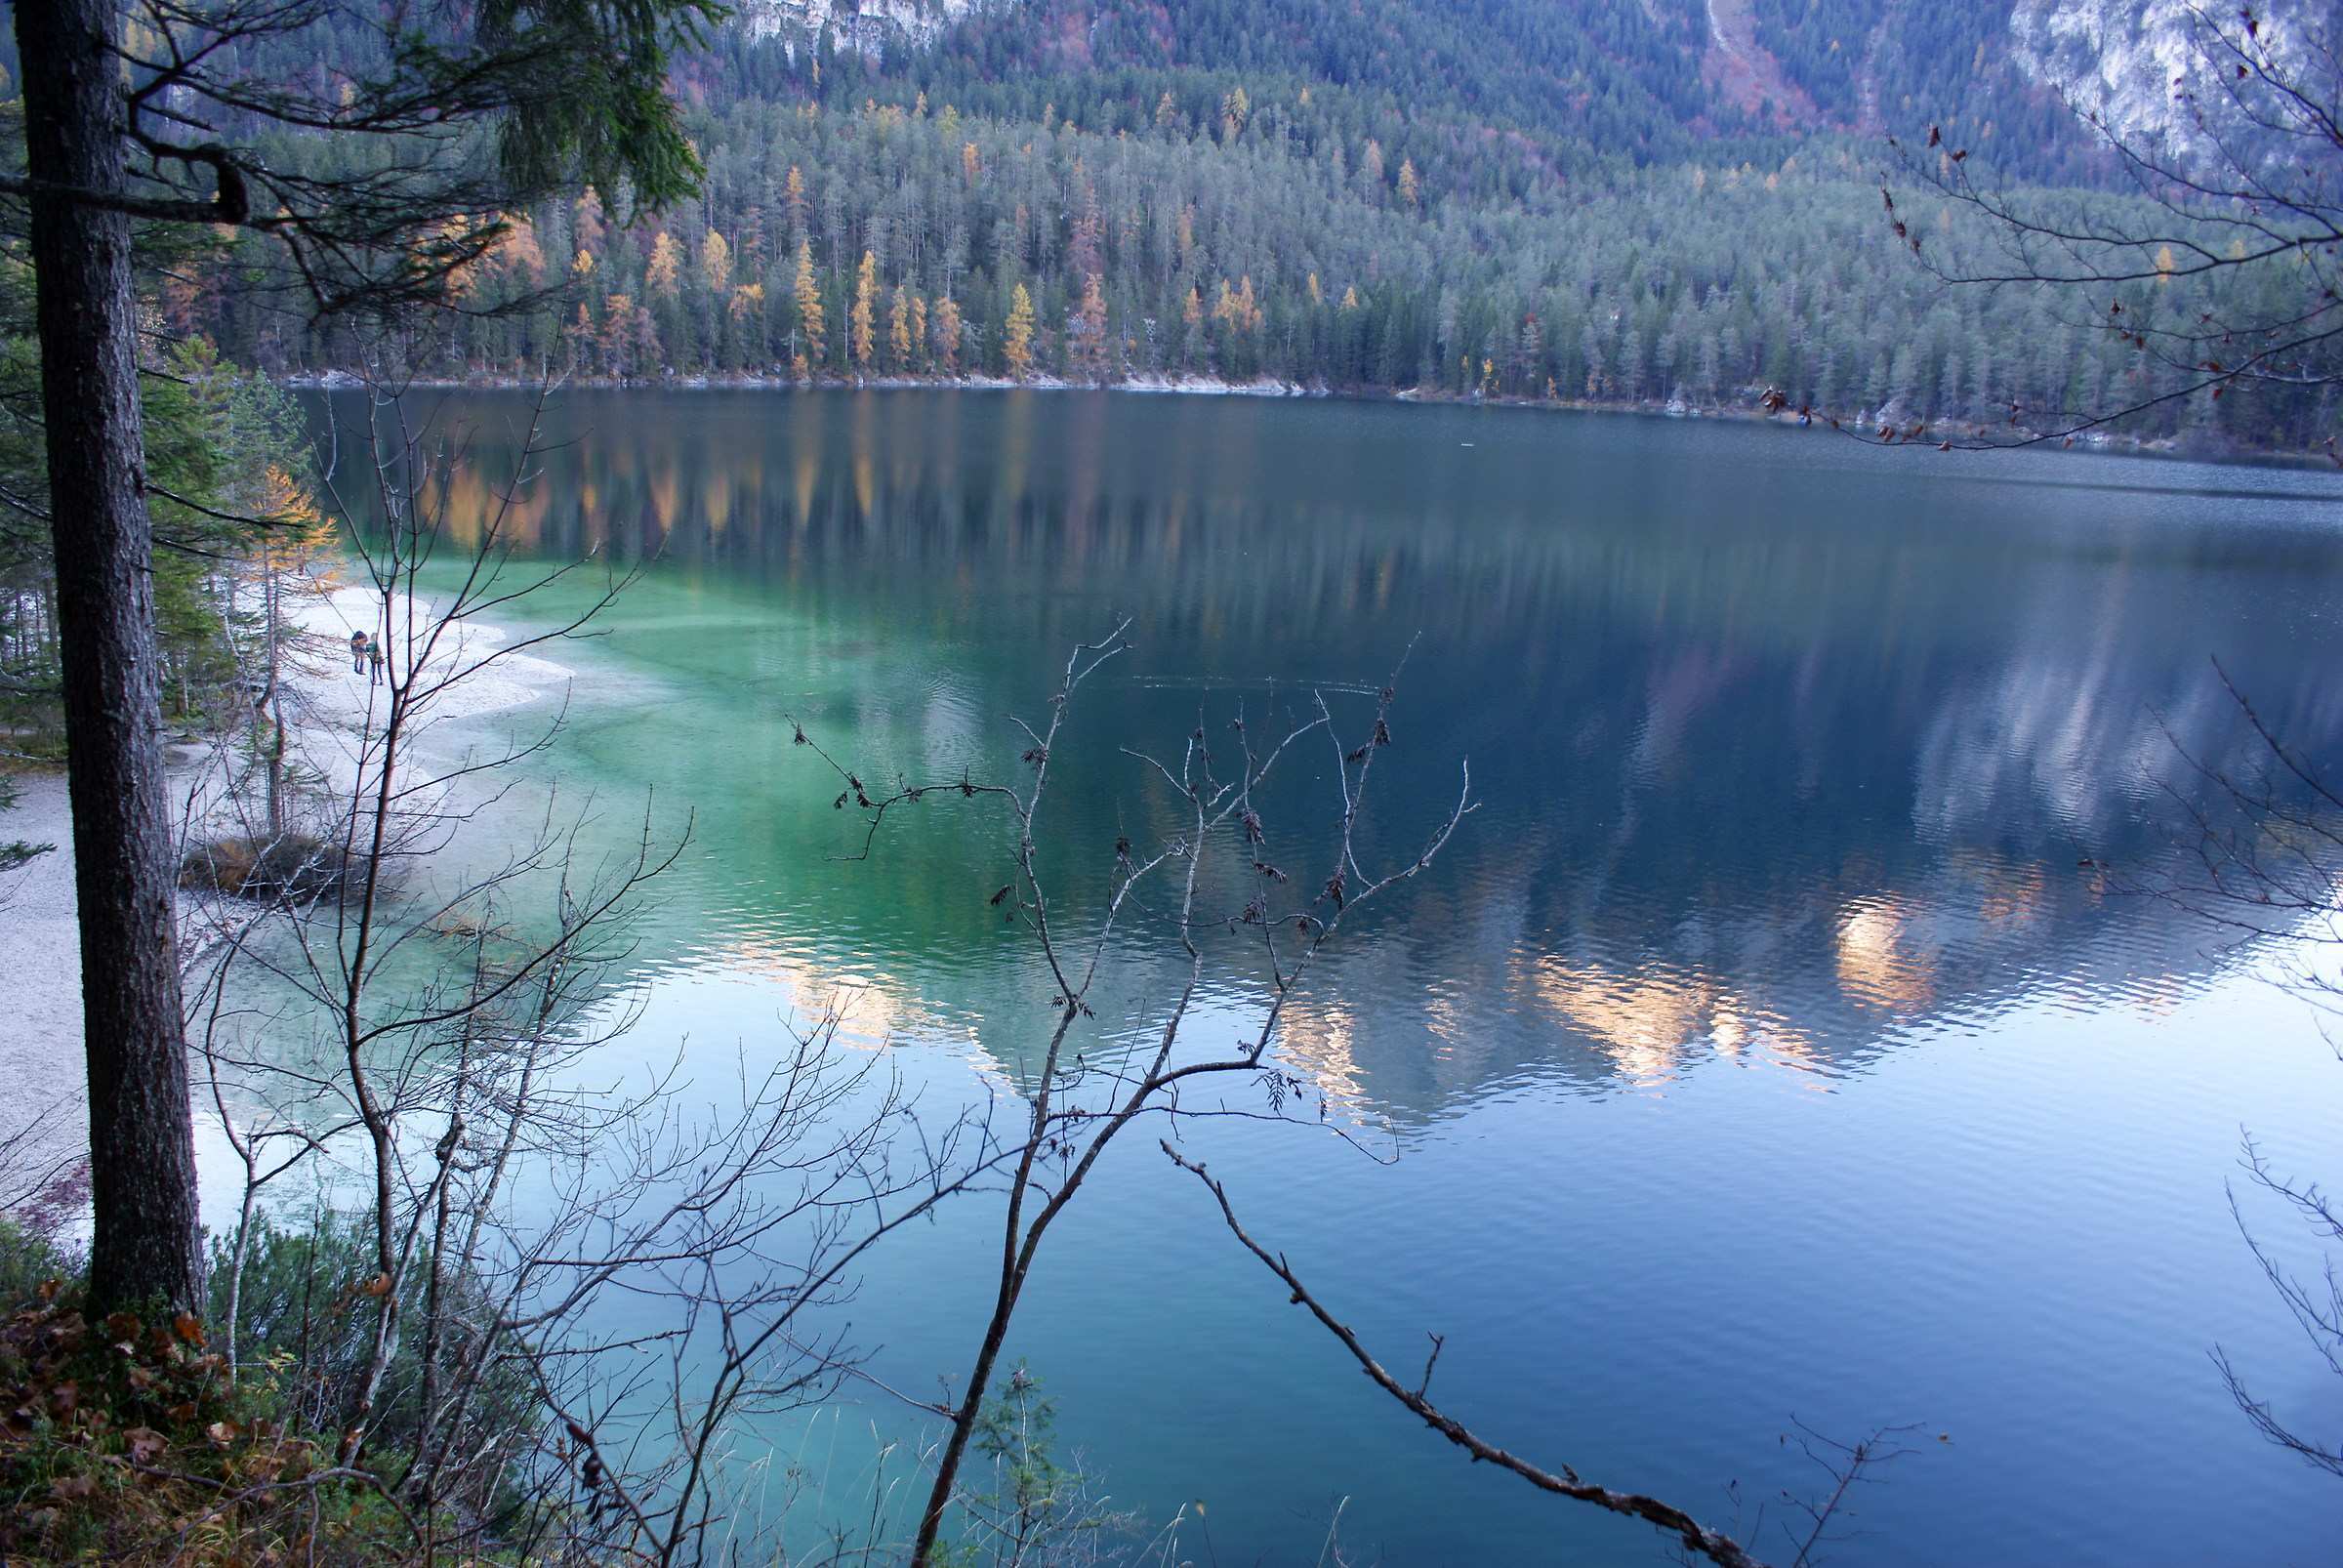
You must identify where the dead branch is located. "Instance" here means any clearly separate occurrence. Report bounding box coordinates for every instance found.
[1164,1142,1771,1568]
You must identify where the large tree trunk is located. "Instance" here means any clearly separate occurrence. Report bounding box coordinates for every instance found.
[16,0,203,1311]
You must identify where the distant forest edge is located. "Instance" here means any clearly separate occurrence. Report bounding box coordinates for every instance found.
[167,4,2343,453]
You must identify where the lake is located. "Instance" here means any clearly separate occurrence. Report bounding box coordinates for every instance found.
[311,387,2343,1566]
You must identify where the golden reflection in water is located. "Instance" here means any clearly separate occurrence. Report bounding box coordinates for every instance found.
[1514,954,1824,1084]
[709,933,927,1052]
[1000,392,1031,535]
[435,391,1374,626]
[1947,847,2050,928]
[426,468,473,551]
[793,398,822,526]
[434,464,543,554]
[432,461,551,552]
[650,462,679,540]
[1834,896,1935,1010]
[705,469,732,540]
[510,470,550,549]
[1520,955,1710,1082]
[850,392,876,519]
[1278,999,1365,1104]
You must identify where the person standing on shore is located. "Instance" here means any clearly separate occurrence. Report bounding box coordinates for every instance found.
[349,629,367,675]
[365,635,385,686]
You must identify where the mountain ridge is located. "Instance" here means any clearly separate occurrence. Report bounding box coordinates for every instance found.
[727,0,2100,177]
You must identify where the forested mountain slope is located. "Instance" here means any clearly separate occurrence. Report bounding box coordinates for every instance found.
[717,0,2094,176]
[170,0,2340,452]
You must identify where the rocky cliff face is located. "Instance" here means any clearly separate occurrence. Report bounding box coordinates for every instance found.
[2011,0,2328,170]
[2012,0,2216,157]
[734,0,982,51]
[719,0,2291,182]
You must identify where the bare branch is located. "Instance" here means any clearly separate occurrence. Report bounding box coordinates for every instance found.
[1163,1142,1773,1568]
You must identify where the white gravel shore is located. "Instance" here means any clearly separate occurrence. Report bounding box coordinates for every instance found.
[0,770,84,1189]
[0,584,573,1197]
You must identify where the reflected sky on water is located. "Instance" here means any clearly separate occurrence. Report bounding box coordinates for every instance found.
[313,388,2343,1566]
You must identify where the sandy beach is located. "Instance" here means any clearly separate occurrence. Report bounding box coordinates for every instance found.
[0,584,572,1198]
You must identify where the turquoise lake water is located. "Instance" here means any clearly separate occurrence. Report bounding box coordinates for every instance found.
[301,387,2343,1566]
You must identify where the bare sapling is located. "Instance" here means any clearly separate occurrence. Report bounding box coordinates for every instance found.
[1164,1148,1918,1568]
[795,624,1471,1565]
[2122,668,2343,1481]
[175,361,1004,1567]
[231,365,647,1469]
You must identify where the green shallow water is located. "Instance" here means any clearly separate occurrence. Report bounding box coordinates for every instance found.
[275,387,2343,1565]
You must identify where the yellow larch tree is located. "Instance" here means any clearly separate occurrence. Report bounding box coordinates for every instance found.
[783,165,809,239]
[700,229,732,297]
[850,250,878,368]
[1213,275,1261,333]
[1003,282,1035,376]
[794,238,825,374]
[889,285,913,368]
[857,249,881,367]
[932,296,962,372]
[645,231,683,298]
[573,188,606,252]
[600,294,636,375]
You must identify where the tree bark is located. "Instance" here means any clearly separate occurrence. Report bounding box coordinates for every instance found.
[16,0,203,1310]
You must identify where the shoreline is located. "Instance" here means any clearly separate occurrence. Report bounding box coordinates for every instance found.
[0,768,85,1194]
[281,368,2341,470]
[0,581,574,1197]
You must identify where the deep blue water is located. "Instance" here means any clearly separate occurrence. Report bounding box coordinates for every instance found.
[294,388,2343,1566]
